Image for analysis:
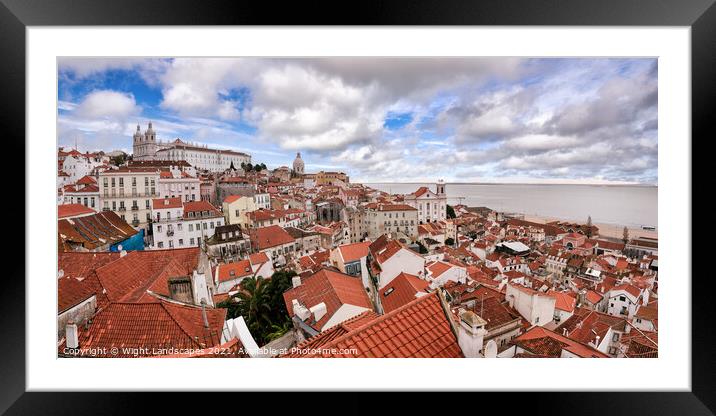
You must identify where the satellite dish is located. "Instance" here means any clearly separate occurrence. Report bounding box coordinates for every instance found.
[484,340,498,358]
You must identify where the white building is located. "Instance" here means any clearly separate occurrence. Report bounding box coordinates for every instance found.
[606,284,646,319]
[505,283,556,327]
[403,180,447,224]
[99,166,161,229]
[132,122,251,171]
[150,198,226,250]
[368,237,426,289]
[364,203,419,241]
[62,154,104,183]
[159,167,201,202]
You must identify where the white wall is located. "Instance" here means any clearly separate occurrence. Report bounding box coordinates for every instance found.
[320,304,371,331]
[378,249,425,289]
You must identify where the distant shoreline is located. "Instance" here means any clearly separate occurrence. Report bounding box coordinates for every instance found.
[362,182,658,188]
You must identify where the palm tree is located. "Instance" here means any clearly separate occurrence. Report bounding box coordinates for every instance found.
[232,276,272,336]
[265,321,292,341]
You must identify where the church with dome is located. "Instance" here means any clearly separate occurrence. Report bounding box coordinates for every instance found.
[292,152,305,176]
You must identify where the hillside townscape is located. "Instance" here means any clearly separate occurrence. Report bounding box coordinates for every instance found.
[56,124,658,358]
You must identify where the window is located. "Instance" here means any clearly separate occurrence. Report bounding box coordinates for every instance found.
[103,178,108,187]
[189,224,193,232]
[178,239,183,246]
[619,295,626,302]
[203,223,207,230]
[146,200,150,209]
[168,240,174,248]
[612,333,620,342]
[210,222,214,229]
[157,242,163,248]
[158,225,163,233]
[190,238,195,245]
[177,223,182,230]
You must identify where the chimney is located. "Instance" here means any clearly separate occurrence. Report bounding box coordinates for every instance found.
[292,276,302,288]
[456,310,488,358]
[66,322,79,349]
[201,301,209,329]
[292,299,311,321]
[309,302,327,322]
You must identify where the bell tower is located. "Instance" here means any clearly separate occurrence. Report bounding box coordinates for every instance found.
[436,179,445,196]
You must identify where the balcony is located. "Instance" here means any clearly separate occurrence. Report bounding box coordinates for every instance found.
[118,207,126,212]
[167,230,175,236]
[131,219,140,226]
[102,208,111,212]
[131,206,139,211]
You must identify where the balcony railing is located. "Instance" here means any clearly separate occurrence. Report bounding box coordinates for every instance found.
[118,207,126,212]
[131,206,139,211]
[102,208,111,212]
[131,219,140,226]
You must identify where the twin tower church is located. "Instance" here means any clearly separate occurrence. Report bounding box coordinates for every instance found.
[131,122,252,172]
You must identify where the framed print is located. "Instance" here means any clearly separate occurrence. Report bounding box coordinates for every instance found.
[2,0,710,414]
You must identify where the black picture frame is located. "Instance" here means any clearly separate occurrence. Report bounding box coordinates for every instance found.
[1,0,708,413]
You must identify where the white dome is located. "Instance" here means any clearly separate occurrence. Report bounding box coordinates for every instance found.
[293,152,305,173]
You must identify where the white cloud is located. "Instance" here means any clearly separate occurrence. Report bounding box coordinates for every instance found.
[74,90,141,120]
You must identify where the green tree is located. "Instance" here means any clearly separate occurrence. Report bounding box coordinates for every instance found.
[110,153,127,166]
[216,270,297,345]
[243,162,254,172]
[445,237,455,246]
[446,204,456,219]
[622,226,630,245]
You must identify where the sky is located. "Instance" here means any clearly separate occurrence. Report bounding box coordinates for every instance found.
[57,57,657,185]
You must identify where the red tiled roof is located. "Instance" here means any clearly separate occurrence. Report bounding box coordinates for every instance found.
[249,252,270,265]
[57,252,122,312]
[223,194,245,204]
[58,211,138,251]
[281,311,380,357]
[287,292,463,358]
[427,261,453,279]
[58,204,95,219]
[380,272,430,313]
[283,268,372,331]
[585,290,604,304]
[152,197,183,209]
[556,308,627,346]
[183,200,222,218]
[377,203,417,212]
[412,187,431,198]
[514,326,608,358]
[338,241,371,263]
[547,290,577,312]
[251,225,295,250]
[94,248,199,303]
[216,260,253,283]
[247,209,286,222]
[76,175,97,185]
[611,284,641,299]
[59,300,226,357]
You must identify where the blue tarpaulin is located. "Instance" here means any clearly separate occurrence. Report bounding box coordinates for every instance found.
[110,229,145,252]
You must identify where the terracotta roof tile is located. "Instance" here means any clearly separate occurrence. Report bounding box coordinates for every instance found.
[59,300,225,357]
[283,268,372,331]
[287,292,463,358]
[379,272,430,313]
